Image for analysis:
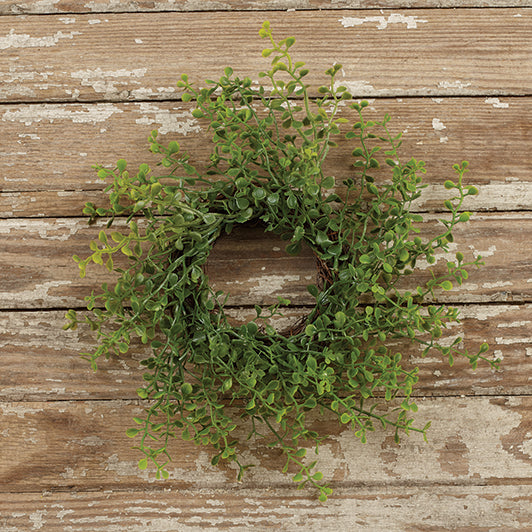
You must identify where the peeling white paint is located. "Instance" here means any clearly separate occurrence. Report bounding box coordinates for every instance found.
[338,80,376,95]
[83,0,122,10]
[485,97,509,109]
[2,103,123,126]
[18,133,41,140]
[437,80,472,91]
[0,386,67,400]
[468,244,497,259]
[0,280,74,308]
[130,86,177,99]
[412,183,532,212]
[134,103,201,135]
[495,336,532,345]
[0,218,81,241]
[439,136,449,143]
[332,397,528,481]
[482,281,513,289]
[71,68,147,99]
[432,118,446,131]
[28,510,46,530]
[0,403,44,419]
[247,274,301,298]
[0,85,36,99]
[16,0,60,13]
[54,507,75,521]
[58,17,76,24]
[340,14,427,30]
[0,29,80,50]
[497,320,531,328]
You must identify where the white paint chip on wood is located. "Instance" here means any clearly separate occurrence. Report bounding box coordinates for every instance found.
[485,97,510,108]
[134,103,201,135]
[0,29,80,49]
[432,118,446,131]
[340,14,428,30]
[438,80,472,90]
[1,103,123,125]
[337,80,376,95]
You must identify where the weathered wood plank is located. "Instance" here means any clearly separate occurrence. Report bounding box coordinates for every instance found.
[1,396,531,492]
[0,214,531,310]
[206,219,532,305]
[0,10,530,103]
[0,485,530,531]
[1,98,530,215]
[1,0,530,15]
[1,304,528,401]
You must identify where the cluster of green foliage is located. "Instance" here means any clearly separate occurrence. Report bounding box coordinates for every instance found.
[64,22,498,501]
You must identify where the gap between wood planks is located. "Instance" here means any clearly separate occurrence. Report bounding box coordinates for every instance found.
[1,1,531,16]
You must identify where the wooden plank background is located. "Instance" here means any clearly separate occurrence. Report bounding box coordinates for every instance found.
[1,1,531,530]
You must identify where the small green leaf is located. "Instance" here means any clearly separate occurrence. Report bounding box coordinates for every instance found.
[307,284,319,298]
[340,413,350,424]
[293,472,303,482]
[334,311,346,328]
[126,428,139,438]
[305,324,316,337]
[441,280,453,291]
[321,175,335,188]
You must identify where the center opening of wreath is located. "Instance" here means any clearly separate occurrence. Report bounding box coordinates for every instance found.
[204,224,319,333]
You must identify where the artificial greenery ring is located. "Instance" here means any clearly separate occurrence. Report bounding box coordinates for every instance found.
[64,22,498,501]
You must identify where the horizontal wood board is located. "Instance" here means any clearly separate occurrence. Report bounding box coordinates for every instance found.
[1,304,530,401]
[1,396,532,492]
[1,0,531,14]
[1,98,530,215]
[0,9,530,103]
[0,486,530,531]
[0,214,530,310]
[1,4,531,529]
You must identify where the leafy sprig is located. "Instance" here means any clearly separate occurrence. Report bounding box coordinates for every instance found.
[64,22,499,501]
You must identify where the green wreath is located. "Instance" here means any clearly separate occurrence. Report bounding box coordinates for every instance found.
[64,22,498,501]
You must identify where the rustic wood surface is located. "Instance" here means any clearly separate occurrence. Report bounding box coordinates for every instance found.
[1,0,530,14]
[0,10,531,103]
[1,98,530,214]
[0,3,531,531]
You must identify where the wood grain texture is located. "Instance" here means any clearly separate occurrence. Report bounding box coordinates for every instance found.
[1,0,530,15]
[0,486,531,531]
[1,214,527,309]
[0,9,530,103]
[1,98,530,214]
[1,396,531,492]
[1,3,531,528]
[1,304,529,401]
